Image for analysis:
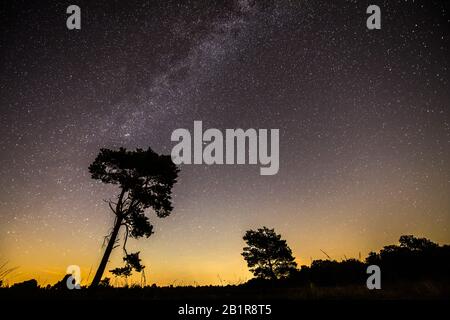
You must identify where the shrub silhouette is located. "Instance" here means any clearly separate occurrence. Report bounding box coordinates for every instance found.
[293,259,366,286]
[288,235,450,287]
[51,274,72,290]
[98,277,112,288]
[11,279,38,290]
[366,235,450,282]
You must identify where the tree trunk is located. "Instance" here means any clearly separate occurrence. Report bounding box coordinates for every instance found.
[267,259,277,280]
[90,215,123,288]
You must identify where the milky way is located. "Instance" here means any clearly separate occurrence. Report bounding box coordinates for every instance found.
[0,0,449,285]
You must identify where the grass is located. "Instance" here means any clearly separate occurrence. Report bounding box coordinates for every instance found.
[1,280,448,301]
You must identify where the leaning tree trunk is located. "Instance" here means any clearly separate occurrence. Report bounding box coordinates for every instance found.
[90,215,123,288]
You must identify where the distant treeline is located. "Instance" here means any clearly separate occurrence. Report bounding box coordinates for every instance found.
[245,235,450,287]
[4,235,450,290]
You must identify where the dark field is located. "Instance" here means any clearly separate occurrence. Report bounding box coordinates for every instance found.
[2,280,449,301]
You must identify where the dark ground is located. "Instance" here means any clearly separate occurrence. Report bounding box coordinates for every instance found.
[1,281,448,319]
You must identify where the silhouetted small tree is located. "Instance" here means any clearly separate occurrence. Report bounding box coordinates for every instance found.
[242,227,297,280]
[89,147,179,288]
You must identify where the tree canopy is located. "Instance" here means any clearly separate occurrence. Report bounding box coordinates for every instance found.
[242,227,297,280]
[89,147,179,287]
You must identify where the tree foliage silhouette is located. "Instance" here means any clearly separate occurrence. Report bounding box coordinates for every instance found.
[110,252,145,279]
[89,147,179,288]
[242,227,297,280]
[365,235,450,282]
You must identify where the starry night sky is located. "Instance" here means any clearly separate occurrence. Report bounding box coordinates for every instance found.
[0,0,449,286]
